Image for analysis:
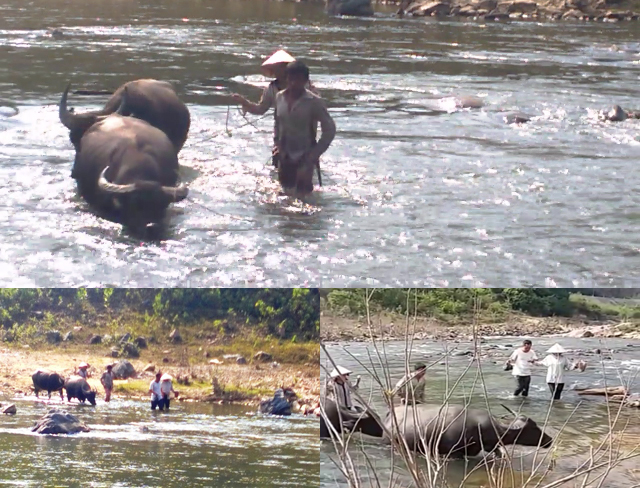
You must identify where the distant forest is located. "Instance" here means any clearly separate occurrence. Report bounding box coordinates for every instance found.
[322,288,640,319]
[0,288,319,340]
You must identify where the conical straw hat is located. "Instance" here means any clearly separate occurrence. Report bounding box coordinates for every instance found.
[261,50,296,67]
[330,366,352,378]
[547,343,566,354]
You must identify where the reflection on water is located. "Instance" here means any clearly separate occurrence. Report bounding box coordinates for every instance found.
[0,397,318,487]
[321,337,640,488]
[1,0,640,286]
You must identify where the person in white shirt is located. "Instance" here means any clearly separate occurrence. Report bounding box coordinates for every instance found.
[541,343,585,400]
[508,340,538,397]
[77,362,90,379]
[149,372,163,410]
[394,362,427,405]
[327,366,360,411]
[160,373,178,410]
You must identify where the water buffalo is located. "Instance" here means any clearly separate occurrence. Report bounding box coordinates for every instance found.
[320,398,383,438]
[601,105,640,122]
[64,375,97,406]
[323,401,553,458]
[259,388,298,416]
[32,370,65,400]
[61,79,190,152]
[59,85,188,228]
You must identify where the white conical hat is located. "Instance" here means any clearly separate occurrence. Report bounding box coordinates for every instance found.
[160,374,173,381]
[330,366,352,378]
[547,343,566,354]
[261,50,296,67]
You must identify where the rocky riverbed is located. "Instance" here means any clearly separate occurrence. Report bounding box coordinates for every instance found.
[321,311,640,343]
[371,0,640,21]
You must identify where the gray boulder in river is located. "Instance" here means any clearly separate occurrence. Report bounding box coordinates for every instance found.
[32,409,90,434]
[326,0,374,16]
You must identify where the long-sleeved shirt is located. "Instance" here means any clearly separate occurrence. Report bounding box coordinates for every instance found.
[274,88,336,163]
[247,80,319,145]
[395,372,426,405]
[541,354,571,384]
[326,378,358,410]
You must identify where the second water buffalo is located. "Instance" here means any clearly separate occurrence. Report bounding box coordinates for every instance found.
[64,375,97,406]
[59,85,188,228]
[66,79,190,152]
[32,370,65,400]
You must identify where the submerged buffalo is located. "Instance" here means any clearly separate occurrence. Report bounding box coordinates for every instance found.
[32,409,90,435]
[601,105,640,122]
[259,388,298,416]
[59,85,188,228]
[32,370,65,400]
[63,79,190,152]
[322,401,553,458]
[64,375,97,406]
[320,398,382,438]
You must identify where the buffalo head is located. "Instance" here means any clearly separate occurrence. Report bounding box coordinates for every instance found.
[86,390,97,406]
[500,404,553,449]
[97,166,188,227]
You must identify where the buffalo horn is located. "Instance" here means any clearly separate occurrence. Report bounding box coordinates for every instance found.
[161,183,189,202]
[59,83,78,130]
[116,86,129,116]
[97,167,136,194]
[500,404,518,417]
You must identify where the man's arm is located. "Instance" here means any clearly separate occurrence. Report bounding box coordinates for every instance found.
[307,99,336,162]
[231,86,274,116]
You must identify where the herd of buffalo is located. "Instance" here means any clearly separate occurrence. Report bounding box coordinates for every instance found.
[58,79,191,230]
[32,370,97,406]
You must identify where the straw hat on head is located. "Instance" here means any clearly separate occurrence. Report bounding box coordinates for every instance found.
[547,343,566,354]
[261,50,296,77]
[160,374,173,382]
[330,366,352,378]
[79,362,89,369]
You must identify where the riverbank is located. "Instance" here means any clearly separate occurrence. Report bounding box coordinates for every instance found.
[388,0,640,21]
[0,344,319,409]
[321,310,640,343]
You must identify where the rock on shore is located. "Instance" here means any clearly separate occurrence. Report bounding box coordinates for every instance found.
[396,0,639,21]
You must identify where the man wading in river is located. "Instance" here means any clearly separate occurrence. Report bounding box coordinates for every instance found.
[230,50,318,168]
[274,60,336,196]
[394,362,427,405]
[508,340,538,398]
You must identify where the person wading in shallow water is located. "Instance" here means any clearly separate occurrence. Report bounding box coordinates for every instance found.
[100,364,114,403]
[539,343,586,400]
[394,362,428,405]
[326,366,360,411]
[508,340,538,397]
[274,60,336,197]
[230,50,319,168]
[149,372,163,410]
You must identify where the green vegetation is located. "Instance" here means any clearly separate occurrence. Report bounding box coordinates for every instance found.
[0,289,319,363]
[323,288,640,323]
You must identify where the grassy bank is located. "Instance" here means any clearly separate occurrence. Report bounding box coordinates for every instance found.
[0,299,320,405]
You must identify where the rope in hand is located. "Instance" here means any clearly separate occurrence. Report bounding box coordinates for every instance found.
[198,105,270,144]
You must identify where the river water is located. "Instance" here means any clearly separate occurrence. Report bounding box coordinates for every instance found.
[321,338,640,487]
[1,0,640,286]
[0,396,318,487]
